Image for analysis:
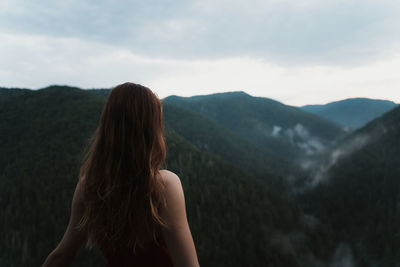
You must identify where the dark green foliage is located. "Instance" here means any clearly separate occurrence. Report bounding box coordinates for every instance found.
[164,129,307,266]
[0,87,32,97]
[0,86,330,266]
[0,86,106,266]
[301,98,398,130]
[301,106,400,266]
[163,103,297,189]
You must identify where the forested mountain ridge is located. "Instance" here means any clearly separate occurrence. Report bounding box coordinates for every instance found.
[0,86,332,266]
[0,86,106,266]
[301,105,400,266]
[301,98,398,130]
[164,92,346,161]
[163,103,300,189]
[0,87,31,97]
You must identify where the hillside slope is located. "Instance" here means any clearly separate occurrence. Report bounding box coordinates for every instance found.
[301,105,400,266]
[163,103,299,188]
[164,92,346,161]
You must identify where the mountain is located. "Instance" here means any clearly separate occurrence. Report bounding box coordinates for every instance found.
[163,103,298,189]
[300,105,400,266]
[0,86,332,267]
[301,98,398,130]
[164,129,333,267]
[0,86,107,267]
[164,92,346,162]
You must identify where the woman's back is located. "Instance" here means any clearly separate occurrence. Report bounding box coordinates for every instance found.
[97,169,196,267]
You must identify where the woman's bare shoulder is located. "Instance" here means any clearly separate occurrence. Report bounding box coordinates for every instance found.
[159,170,182,187]
[158,170,185,211]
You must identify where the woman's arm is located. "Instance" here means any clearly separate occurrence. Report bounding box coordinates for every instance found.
[42,182,86,267]
[160,170,200,267]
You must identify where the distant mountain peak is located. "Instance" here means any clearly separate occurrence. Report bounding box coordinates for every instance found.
[218,90,250,96]
[303,97,397,108]
[301,98,398,129]
[39,85,82,91]
[166,90,251,100]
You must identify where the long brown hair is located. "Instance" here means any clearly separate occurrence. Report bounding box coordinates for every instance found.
[78,82,167,251]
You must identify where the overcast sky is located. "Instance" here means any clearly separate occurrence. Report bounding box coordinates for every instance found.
[1,0,399,105]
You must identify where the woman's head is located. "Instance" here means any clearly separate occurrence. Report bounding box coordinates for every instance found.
[100,82,166,174]
[78,82,167,251]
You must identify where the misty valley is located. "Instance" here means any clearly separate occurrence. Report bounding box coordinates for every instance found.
[0,86,399,267]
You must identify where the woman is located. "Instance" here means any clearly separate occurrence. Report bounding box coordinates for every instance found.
[43,82,200,267]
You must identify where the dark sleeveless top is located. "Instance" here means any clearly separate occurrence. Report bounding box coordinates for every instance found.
[99,237,174,267]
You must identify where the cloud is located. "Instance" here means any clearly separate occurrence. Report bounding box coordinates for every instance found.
[1,0,400,66]
[1,32,400,105]
[0,32,170,89]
